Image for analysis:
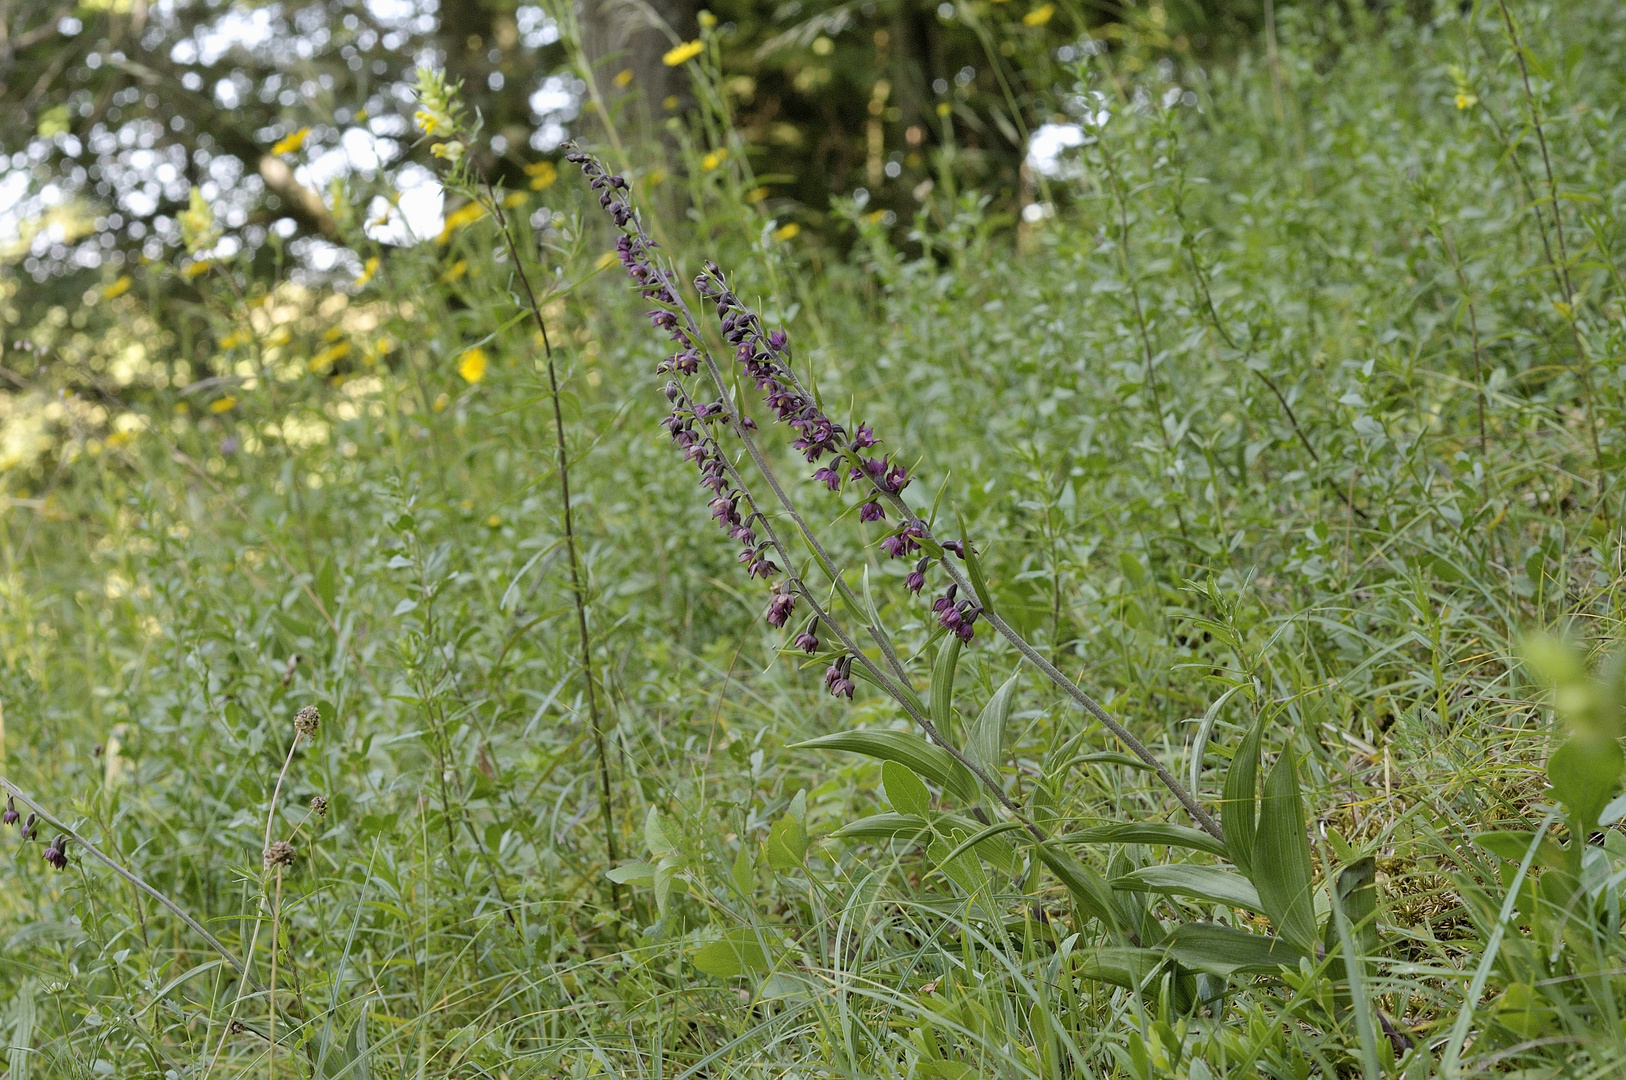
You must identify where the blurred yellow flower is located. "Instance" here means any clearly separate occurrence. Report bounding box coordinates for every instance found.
[771,222,801,242]
[936,102,953,117]
[505,191,528,208]
[442,259,469,283]
[354,256,380,285]
[746,186,770,203]
[311,341,351,372]
[211,396,237,413]
[647,168,667,186]
[663,40,703,66]
[220,328,253,349]
[596,251,618,270]
[458,347,489,383]
[485,514,503,528]
[271,127,311,155]
[433,392,450,412]
[663,95,680,110]
[613,68,634,88]
[698,9,716,27]
[101,275,133,299]
[183,260,213,280]
[1455,92,1478,110]
[701,147,728,171]
[438,201,487,243]
[1023,4,1053,25]
[526,160,558,190]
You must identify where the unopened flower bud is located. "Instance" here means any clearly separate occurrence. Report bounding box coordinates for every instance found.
[264,841,297,869]
[2,796,17,827]
[43,835,69,870]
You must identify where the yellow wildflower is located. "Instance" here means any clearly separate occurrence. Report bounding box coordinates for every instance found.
[663,95,680,111]
[271,127,311,155]
[1023,4,1053,26]
[504,191,528,208]
[210,396,237,414]
[663,40,704,66]
[354,256,380,286]
[441,259,469,283]
[526,160,558,190]
[311,341,351,372]
[183,260,213,280]
[458,347,489,383]
[745,186,770,203]
[699,10,716,27]
[701,147,728,171]
[1455,92,1478,110]
[101,275,133,299]
[485,514,503,528]
[220,328,253,349]
[771,222,801,242]
[613,68,634,88]
[438,201,487,243]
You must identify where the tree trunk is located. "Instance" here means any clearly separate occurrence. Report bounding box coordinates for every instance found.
[579,0,699,142]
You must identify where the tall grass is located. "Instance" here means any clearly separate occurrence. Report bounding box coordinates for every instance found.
[3,2,1626,1077]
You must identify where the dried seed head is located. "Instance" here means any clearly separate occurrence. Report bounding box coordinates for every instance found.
[310,795,329,817]
[294,705,320,736]
[264,840,297,868]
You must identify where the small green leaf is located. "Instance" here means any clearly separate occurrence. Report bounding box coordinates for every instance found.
[645,807,676,858]
[1115,864,1264,913]
[1549,732,1624,841]
[692,929,771,977]
[765,812,808,872]
[793,730,980,804]
[1252,751,1318,953]
[882,760,930,816]
[605,861,654,885]
[1220,714,1265,877]
[731,844,755,897]
[1473,830,1566,871]
[969,672,1019,774]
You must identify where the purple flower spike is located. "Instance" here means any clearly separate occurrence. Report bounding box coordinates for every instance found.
[768,329,788,351]
[794,620,820,653]
[859,501,885,523]
[851,424,878,450]
[766,587,797,628]
[43,835,69,870]
[813,467,843,492]
[880,522,924,559]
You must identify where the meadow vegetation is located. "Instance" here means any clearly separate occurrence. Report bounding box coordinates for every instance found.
[4,2,1626,1077]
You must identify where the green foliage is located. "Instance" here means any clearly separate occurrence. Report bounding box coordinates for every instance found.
[6,2,1626,1078]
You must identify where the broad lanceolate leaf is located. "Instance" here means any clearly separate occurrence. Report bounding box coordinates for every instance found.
[968,672,1020,774]
[692,929,772,977]
[829,813,932,841]
[1321,855,1378,961]
[1036,843,1121,933]
[793,730,980,804]
[1076,946,1164,989]
[1157,922,1306,976]
[931,634,963,735]
[882,760,930,816]
[1056,822,1229,859]
[1221,712,1266,876]
[1114,865,1264,913]
[1549,732,1624,846]
[605,861,655,885]
[1251,751,1319,953]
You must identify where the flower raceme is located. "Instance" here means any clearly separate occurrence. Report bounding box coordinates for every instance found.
[566,146,978,708]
